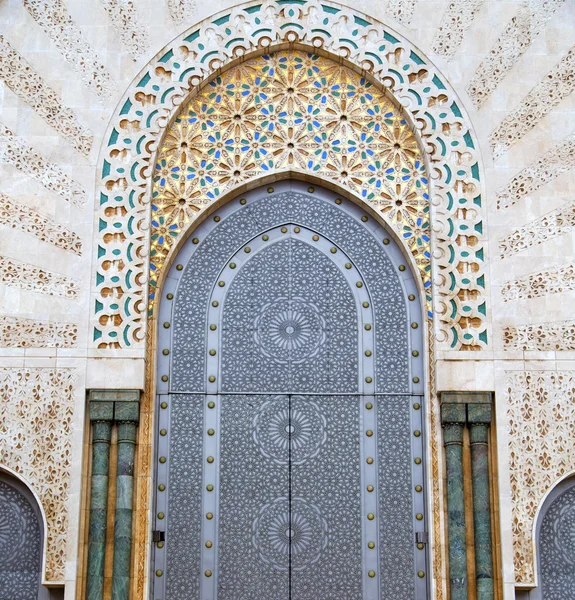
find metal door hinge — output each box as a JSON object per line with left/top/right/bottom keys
{"left": 415, "top": 531, "right": 428, "bottom": 544}
{"left": 152, "top": 530, "right": 165, "bottom": 543}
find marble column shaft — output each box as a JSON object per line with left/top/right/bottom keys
{"left": 468, "top": 404, "right": 494, "bottom": 600}
{"left": 112, "top": 417, "right": 138, "bottom": 600}
{"left": 86, "top": 402, "right": 113, "bottom": 600}
{"left": 441, "top": 403, "right": 468, "bottom": 600}
{"left": 86, "top": 390, "right": 140, "bottom": 600}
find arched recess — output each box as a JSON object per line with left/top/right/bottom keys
{"left": 153, "top": 181, "right": 428, "bottom": 599}
{"left": 93, "top": 0, "right": 488, "bottom": 354}
{"left": 0, "top": 467, "right": 50, "bottom": 599}
{"left": 92, "top": 4, "right": 490, "bottom": 598}
{"left": 523, "top": 474, "right": 575, "bottom": 599}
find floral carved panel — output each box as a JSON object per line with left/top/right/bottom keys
{"left": 506, "top": 370, "right": 575, "bottom": 585}
{"left": 0, "top": 368, "right": 76, "bottom": 582}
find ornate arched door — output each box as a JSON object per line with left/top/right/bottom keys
{"left": 0, "top": 473, "right": 47, "bottom": 600}
{"left": 530, "top": 477, "right": 575, "bottom": 599}
{"left": 153, "top": 181, "right": 427, "bottom": 599}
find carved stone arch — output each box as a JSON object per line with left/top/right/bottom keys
{"left": 0, "top": 466, "right": 51, "bottom": 599}
{"left": 93, "top": 0, "right": 488, "bottom": 354}
{"left": 525, "top": 473, "right": 575, "bottom": 599}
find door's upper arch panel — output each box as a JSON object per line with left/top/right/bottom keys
{"left": 219, "top": 233, "right": 360, "bottom": 394}
{"left": 161, "top": 181, "right": 423, "bottom": 395}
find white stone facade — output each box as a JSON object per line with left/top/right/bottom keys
{"left": 0, "top": 1, "right": 574, "bottom": 598}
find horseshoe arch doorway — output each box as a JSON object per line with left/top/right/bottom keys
{"left": 152, "top": 180, "right": 428, "bottom": 599}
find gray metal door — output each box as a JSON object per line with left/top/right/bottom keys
{"left": 153, "top": 181, "right": 427, "bottom": 599}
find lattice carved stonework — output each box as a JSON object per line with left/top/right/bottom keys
{"left": 501, "top": 262, "right": 575, "bottom": 301}
{"left": 0, "top": 368, "right": 75, "bottom": 582}
{"left": 0, "top": 193, "right": 82, "bottom": 255}
{"left": 467, "top": 0, "right": 565, "bottom": 109}
{"left": 432, "top": 0, "right": 485, "bottom": 59}
{"left": 0, "top": 124, "right": 86, "bottom": 206}
{"left": 167, "top": 0, "right": 197, "bottom": 24}
{"left": 94, "top": 0, "right": 488, "bottom": 352}
{"left": 23, "top": 0, "right": 115, "bottom": 100}
{"left": 504, "top": 320, "right": 575, "bottom": 351}
{"left": 497, "top": 132, "right": 575, "bottom": 211}
{"left": 0, "top": 255, "right": 80, "bottom": 299}
{"left": 506, "top": 370, "right": 575, "bottom": 585}
{"left": 0, "top": 37, "right": 92, "bottom": 155}
{"left": 499, "top": 200, "right": 575, "bottom": 258}
{"left": 386, "top": 0, "right": 418, "bottom": 26}
{"left": 490, "top": 46, "right": 575, "bottom": 160}
{"left": 0, "top": 316, "right": 77, "bottom": 348}
{"left": 99, "top": 0, "right": 148, "bottom": 59}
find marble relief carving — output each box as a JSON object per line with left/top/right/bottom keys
{"left": 499, "top": 201, "right": 575, "bottom": 259}
{"left": 432, "top": 0, "right": 485, "bottom": 59}
{"left": 167, "top": 0, "right": 198, "bottom": 24}
{"left": 0, "top": 193, "right": 82, "bottom": 255}
{"left": 0, "top": 368, "right": 76, "bottom": 582}
{"left": 0, "top": 124, "right": 87, "bottom": 206}
{"left": 501, "top": 263, "right": 575, "bottom": 301}
{"left": 490, "top": 46, "right": 575, "bottom": 159}
{"left": 0, "top": 316, "right": 78, "bottom": 348}
{"left": 504, "top": 320, "right": 575, "bottom": 351}
{"left": 0, "top": 37, "right": 93, "bottom": 155}
{"left": 497, "top": 132, "right": 575, "bottom": 211}
{"left": 467, "top": 0, "right": 565, "bottom": 109}
{"left": 99, "top": 0, "right": 148, "bottom": 59}
{"left": 506, "top": 370, "right": 575, "bottom": 584}
{"left": 0, "top": 256, "right": 80, "bottom": 299}
{"left": 386, "top": 0, "right": 418, "bottom": 26}
{"left": 23, "top": 0, "right": 115, "bottom": 100}
{"left": 503, "top": 321, "right": 575, "bottom": 351}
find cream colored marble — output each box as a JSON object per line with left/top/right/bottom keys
{"left": 0, "top": 0, "right": 574, "bottom": 598}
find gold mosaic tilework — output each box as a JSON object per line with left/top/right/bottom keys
{"left": 151, "top": 50, "right": 429, "bottom": 309}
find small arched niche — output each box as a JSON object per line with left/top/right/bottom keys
{"left": 0, "top": 470, "right": 57, "bottom": 600}
{"left": 518, "top": 475, "right": 575, "bottom": 600}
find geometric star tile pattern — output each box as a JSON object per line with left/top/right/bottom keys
{"left": 152, "top": 50, "right": 429, "bottom": 311}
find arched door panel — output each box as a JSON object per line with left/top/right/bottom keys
{"left": 219, "top": 234, "right": 359, "bottom": 393}
{"left": 528, "top": 477, "right": 575, "bottom": 599}
{"left": 154, "top": 181, "right": 427, "bottom": 600}
{"left": 0, "top": 476, "right": 45, "bottom": 600}
{"left": 166, "top": 185, "right": 418, "bottom": 396}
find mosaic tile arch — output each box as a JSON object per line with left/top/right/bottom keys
{"left": 94, "top": 0, "right": 488, "bottom": 352}
{"left": 150, "top": 50, "right": 431, "bottom": 308}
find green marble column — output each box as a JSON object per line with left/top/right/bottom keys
{"left": 468, "top": 403, "right": 494, "bottom": 600}
{"left": 112, "top": 398, "right": 140, "bottom": 600}
{"left": 441, "top": 403, "right": 468, "bottom": 600}
{"left": 86, "top": 401, "right": 113, "bottom": 600}
{"left": 86, "top": 389, "right": 140, "bottom": 600}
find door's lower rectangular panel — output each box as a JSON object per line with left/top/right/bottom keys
{"left": 377, "top": 395, "right": 419, "bottom": 599}
{"left": 164, "top": 394, "right": 203, "bottom": 599}
{"left": 217, "top": 394, "right": 290, "bottom": 600}
{"left": 289, "top": 395, "right": 363, "bottom": 600}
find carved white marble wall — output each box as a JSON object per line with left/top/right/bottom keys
{"left": 0, "top": 0, "right": 574, "bottom": 597}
